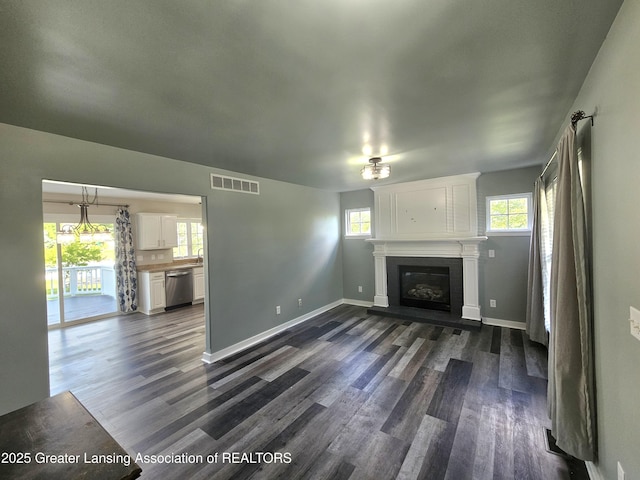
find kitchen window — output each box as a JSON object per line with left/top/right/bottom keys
{"left": 173, "top": 219, "right": 204, "bottom": 258}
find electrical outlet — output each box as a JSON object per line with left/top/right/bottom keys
{"left": 488, "top": 249, "right": 495, "bottom": 258}
{"left": 298, "top": 298, "right": 302, "bottom": 307}
{"left": 490, "top": 299, "right": 496, "bottom": 308}
{"left": 151, "top": 254, "right": 156, "bottom": 260}
{"left": 618, "top": 461, "right": 625, "bottom": 480}
{"left": 630, "top": 306, "right": 640, "bottom": 341}
{"left": 358, "top": 286, "right": 363, "bottom": 293}
{"left": 276, "top": 306, "right": 281, "bottom": 315}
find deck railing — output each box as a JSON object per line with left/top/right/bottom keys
{"left": 45, "top": 265, "right": 116, "bottom": 299}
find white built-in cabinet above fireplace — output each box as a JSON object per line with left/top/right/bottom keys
{"left": 371, "top": 173, "right": 480, "bottom": 240}
{"left": 367, "top": 173, "right": 487, "bottom": 321}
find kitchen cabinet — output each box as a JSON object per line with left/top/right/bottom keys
{"left": 193, "top": 267, "right": 205, "bottom": 303}
{"left": 138, "top": 271, "right": 166, "bottom": 314}
{"left": 136, "top": 213, "right": 178, "bottom": 250}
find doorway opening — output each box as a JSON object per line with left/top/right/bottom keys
{"left": 42, "top": 180, "right": 206, "bottom": 328}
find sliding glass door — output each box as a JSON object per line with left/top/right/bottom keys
{"left": 44, "top": 222, "right": 117, "bottom": 327}
{"left": 44, "top": 223, "right": 62, "bottom": 326}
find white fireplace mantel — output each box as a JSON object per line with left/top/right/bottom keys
{"left": 366, "top": 237, "right": 487, "bottom": 321}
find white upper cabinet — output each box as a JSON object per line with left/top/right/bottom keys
{"left": 371, "top": 173, "right": 480, "bottom": 240}
{"left": 136, "top": 213, "right": 178, "bottom": 250}
{"left": 160, "top": 215, "right": 178, "bottom": 248}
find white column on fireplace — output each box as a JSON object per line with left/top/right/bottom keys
{"left": 373, "top": 246, "right": 389, "bottom": 307}
{"left": 368, "top": 174, "right": 487, "bottom": 322}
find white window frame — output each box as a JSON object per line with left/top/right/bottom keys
{"left": 345, "top": 207, "right": 372, "bottom": 238}
{"left": 173, "top": 218, "right": 204, "bottom": 258}
{"left": 485, "top": 193, "right": 533, "bottom": 236}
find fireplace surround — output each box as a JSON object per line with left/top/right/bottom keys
{"left": 368, "top": 238, "right": 485, "bottom": 322}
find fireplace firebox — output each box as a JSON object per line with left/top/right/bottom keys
{"left": 384, "top": 256, "right": 464, "bottom": 317}
{"left": 399, "top": 265, "right": 451, "bottom": 311}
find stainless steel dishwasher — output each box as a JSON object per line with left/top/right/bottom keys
{"left": 165, "top": 268, "right": 193, "bottom": 309}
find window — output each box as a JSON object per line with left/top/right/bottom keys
{"left": 539, "top": 177, "right": 557, "bottom": 332}
{"left": 486, "top": 193, "right": 532, "bottom": 234}
{"left": 345, "top": 208, "right": 371, "bottom": 237}
{"left": 173, "top": 219, "right": 204, "bottom": 258}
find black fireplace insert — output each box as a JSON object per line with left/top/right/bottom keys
{"left": 399, "top": 265, "right": 451, "bottom": 311}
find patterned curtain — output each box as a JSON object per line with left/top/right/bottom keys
{"left": 115, "top": 207, "right": 137, "bottom": 313}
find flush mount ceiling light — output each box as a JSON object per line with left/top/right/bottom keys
{"left": 56, "top": 187, "right": 112, "bottom": 244}
{"left": 361, "top": 157, "right": 390, "bottom": 180}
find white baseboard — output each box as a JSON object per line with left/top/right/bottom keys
{"left": 201, "top": 351, "right": 217, "bottom": 364}
{"left": 482, "top": 317, "right": 526, "bottom": 330}
{"left": 201, "top": 299, "right": 343, "bottom": 364}
{"left": 585, "top": 461, "right": 603, "bottom": 480}
{"left": 342, "top": 298, "right": 374, "bottom": 307}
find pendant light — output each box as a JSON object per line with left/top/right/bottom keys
{"left": 56, "top": 187, "right": 112, "bottom": 243}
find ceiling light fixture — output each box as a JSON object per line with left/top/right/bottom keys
{"left": 56, "top": 187, "right": 112, "bottom": 244}
{"left": 361, "top": 157, "right": 390, "bottom": 180}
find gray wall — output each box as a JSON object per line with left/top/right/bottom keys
{"left": 0, "top": 123, "right": 343, "bottom": 415}
{"left": 208, "top": 180, "right": 343, "bottom": 351}
{"left": 550, "top": 1, "right": 640, "bottom": 478}
{"left": 477, "top": 166, "right": 540, "bottom": 324}
{"left": 340, "top": 189, "right": 375, "bottom": 303}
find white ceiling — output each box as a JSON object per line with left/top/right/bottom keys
{"left": 0, "top": 1, "right": 623, "bottom": 191}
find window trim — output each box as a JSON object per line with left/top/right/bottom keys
{"left": 345, "top": 207, "right": 372, "bottom": 238}
{"left": 485, "top": 193, "right": 533, "bottom": 236}
{"left": 173, "top": 218, "right": 204, "bottom": 258}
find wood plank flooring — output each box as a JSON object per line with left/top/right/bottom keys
{"left": 48, "top": 304, "right": 588, "bottom": 479}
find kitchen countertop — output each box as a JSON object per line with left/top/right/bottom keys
{"left": 137, "top": 260, "right": 204, "bottom": 273}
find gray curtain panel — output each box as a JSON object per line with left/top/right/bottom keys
{"left": 526, "top": 177, "right": 547, "bottom": 345}
{"left": 115, "top": 207, "right": 138, "bottom": 313}
{"left": 548, "top": 124, "right": 596, "bottom": 461}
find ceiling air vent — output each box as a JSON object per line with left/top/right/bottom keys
{"left": 210, "top": 174, "right": 259, "bottom": 195}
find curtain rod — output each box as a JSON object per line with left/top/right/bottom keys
{"left": 540, "top": 110, "right": 594, "bottom": 178}
{"left": 43, "top": 200, "right": 129, "bottom": 208}
{"left": 571, "top": 110, "right": 594, "bottom": 127}
{"left": 540, "top": 151, "right": 557, "bottom": 179}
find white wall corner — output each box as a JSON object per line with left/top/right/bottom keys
{"left": 201, "top": 352, "right": 216, "bottom": 364}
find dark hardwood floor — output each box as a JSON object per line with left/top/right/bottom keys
{"left": 48, "top": 304, "right": 588, "bottom": 479}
